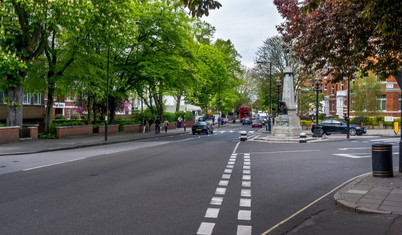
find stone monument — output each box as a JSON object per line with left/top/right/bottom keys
{"left": 271, "top": 67, "right": 302, "bottom": 137}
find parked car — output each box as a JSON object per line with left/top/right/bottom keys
{"left": 252, "top": 119, "right": 263, "bottom": 128}
{"left": 242, "top": 117, "right": 252, "bottom": 125}
{"left": 192, "top": 121, "right": 214, "bottom": 135}
{"left": 311, "top": 119, "right": 366, "bottom": 136}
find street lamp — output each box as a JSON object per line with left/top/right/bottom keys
{"left": 313, "top": 75, "right": 322, "bottom": 137}
{"left": 105, "top": 21, "right": 141, "bottom": 142}
{"left": 257, "top": 61, "right": 272, "bottom": 114}
{"left": 276, "top": 76, "right": 281, "bottom": 115}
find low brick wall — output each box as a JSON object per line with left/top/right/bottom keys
{"left": 98, "top": 125, "right": 119, "bottom": 134}
{"left": 0, "top": 126, "right": 20, "bottom": 144}
{"left": 56, "top": 125, "right": 93, "bottom": 139}
{"left": 123, "top": 124, "right": 142, "bottom": 133}
{"left": 28, "top": 127, "right": 38, "bottom": 140}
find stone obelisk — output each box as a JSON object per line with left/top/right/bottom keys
{"left": 271, "top": 67, "right": 302, "bottom": 137}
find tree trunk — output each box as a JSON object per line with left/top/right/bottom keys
{"left": 175, "top": 90, "right": 183, "bottom": 112}
{"left": 44, "top": 86, "right": 55, "bottom": 134}
{"left": 6, "top": 83, "right": 23, "bottom": 128}
{"left": 87, "top": 95, "right": 93, "bottom": 125}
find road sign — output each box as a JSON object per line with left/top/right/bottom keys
{"left": 394, "top": 121, "right": 399, "bottom": 135}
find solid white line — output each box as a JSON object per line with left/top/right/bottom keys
{"left": 238, "top": 210, "right": 251, "bottom": 220}
{"left": 197, "top": 222, "right": 215, "bottom": 235}
{"left": 239, "top": 149, "right": 320, "bottom": 155}
{"left": 23, "top": 158, "right": 85, "bottom": 171}
{"left": 233, "top": 142, "right": 241, "bottom": 154}
{"left": 237, "top": 225, "right": 252, "bottom": 235}
{"left": 205, "top": 208, "right": 220, "bottom": 218}
{"left": 333, "top": 153, "right": 371, "bottom": 159}
{"left": 261, "top": 172, "right": 372, "bottom": 235}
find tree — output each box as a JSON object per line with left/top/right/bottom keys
{"left": 0, "top": 1, "right": 91, "bottom": 127}
{"left": 275, "top": 0, "right": 400, "bottom": 83}
{"left": 350, "top": 71, "right": 382, "bottom": 116}
{"left": 182, "top": 0, "right": 222, "bottom": 17}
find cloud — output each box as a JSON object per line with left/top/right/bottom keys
{"left": 203, "top": 0, "right": 283, "bottom": 68}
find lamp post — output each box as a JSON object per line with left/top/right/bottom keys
{"left": 313, "top": 76, "right": 322, "bottom": 137}
{"left": 257, "top": 61, "right": 272, "bottom": 114}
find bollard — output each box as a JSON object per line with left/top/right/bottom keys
{"left": 299, "top": 132, "right": 307, "bottom": 143}
{"left": 240, "top": 131, "right": 247, "bottom": 141}
{"left": 372, "top": 144, "right": 393, "bottom": 178}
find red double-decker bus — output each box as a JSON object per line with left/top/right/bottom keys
{"left": 239, "top": 106, "right": 251, "bottom": 122}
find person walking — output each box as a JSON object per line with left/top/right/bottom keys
{"left": 267, "top": 116, "right": 272, "bottom": 132}
{"left": 141, "top": 117, "right": 146, "bottom": 133}
{"left": 155, "top": 117, "right": 161, "bottom": 134}
{"left": 148, "top": 117, "right": 153, "bottom": 133}
{"left": 177, "top": 116, "right": 183, "bottom": 128}
{"left": 163, "top": 118, "right": 169, "bottom": 133}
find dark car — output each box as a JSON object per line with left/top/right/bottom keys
{"left": 312, "top": 119, "right": 366, "bottom": 136}
{"left": 242, "top": 117, "right": 251, "bottom": 125}
{"left": 192, "top": 121, "right": 214, "bottom": 135}
{"left": 252, "top": 119, "right": 263, "bottom": 128}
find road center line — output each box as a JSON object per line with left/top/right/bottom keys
{"left": 23, "top": 158, "right": 86, "bottom": 171}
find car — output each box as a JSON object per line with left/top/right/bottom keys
{"left": 252, "top": 119, "right": 263, "bottom": 128}
{"left": 242, "top": 117, "right": 251, "bottom": 125}
{"left": 311, "top": 119, "right": 366, "bottom": 136}
{"left": 260, "top": 117, "right": 267, "bottom": 125}
{"left": 192, "top": 121, "right": 214, "bottom": 135}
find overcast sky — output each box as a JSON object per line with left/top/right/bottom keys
{"left": 202, "top": 0, "right": 283, "bottom": 68}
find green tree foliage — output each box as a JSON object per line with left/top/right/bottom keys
{"left": 351, "top": 71, "right": 382, "bottom": 117}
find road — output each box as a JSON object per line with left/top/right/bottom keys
{"left": 0, "top": 124, "right": 401, "bottom": 235}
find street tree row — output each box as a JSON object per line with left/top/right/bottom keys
{"left": 0, "top": 0, "right": 244, "bottom": 134}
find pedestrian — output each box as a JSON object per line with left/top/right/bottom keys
{"left": 267, "top": 116, "right": 272, "bottom": 132}
{"left": 177, "top": 116, "right": 182, "bottom": 128}
{"left": 148, "top": 117, "right": 153, "bottom": 132}
{"left": 141, "top": 117, "right": 146, "bottom": 133}
{"left": 155, "top": 117, "right": 161, "bottom": 134}
{"left": 163, "top": 118, "right": 169, "bottom": 133}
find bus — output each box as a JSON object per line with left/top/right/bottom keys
{"left": 239, "top": 106, "right": 251, "bottom": 122}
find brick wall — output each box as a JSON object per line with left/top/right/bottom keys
{"left": 56, "top": 125, "right": 93, "bottom": 139}
{"left": 0, "top": 126, "right": 20, "bottom": 144}
{"left": 28, "top": 127, "right": 38, "bottom": 141}
{"left": 98, "top": 125, "right": 119, "bottom": 134}
{"left": 123, "top": 125, "right": 142, "bottom": 133}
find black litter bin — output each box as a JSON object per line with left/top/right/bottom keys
{"left": 372, "top": 144, "right": 393, "bottom": 177}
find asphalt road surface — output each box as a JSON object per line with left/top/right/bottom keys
{"left": 0, "top": 124, "right": 401, "bottom": 235}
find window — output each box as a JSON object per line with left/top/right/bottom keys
{"left": 67, "top": 108, "right": 71, "bottom": 120}
{"left": 324, "top": 84, "right": 327, "bottom": 90}
{"left": 331, "top": 102, "right": 335, "bottom": 111}
{"left": 33, "top": 94, "right": 43, "bottom": 105}
{"left": 399, "top": 95, "right": 401, "bottom": 111}
{"left": 23, "top": 93, "right": 31, "bottom": 104}
{"left": 331, "top": 86, "right": 335, "bottom": 94}
{"left": 341, "top": 81, "right": 344, "bottom": 90}
{"left": 377, "top": 95, "right": 387, "bottom": 111}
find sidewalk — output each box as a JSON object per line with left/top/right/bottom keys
{"left": 335, "top": 170, "right": 402, "bottom": 215}
{"left": 0, "top": 127, "right": 191, "bottom": 156}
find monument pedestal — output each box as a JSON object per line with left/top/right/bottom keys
{"left": 272, "top": 109, "right": 302, "bottom": 138}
